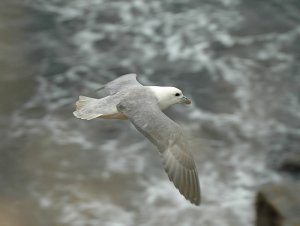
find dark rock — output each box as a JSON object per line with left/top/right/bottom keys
{"left": 256, "top": 182, "right": 300, "bottom": 226}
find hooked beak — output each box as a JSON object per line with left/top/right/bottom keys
{"left": 181, "top": 95, "right": 192, "bottom": 104}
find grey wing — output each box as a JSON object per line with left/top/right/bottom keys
{"left": 97, "top": 74, "right": 142, "bottom": 96}
{"left": 117, "top": 90, "right": 201, "bottom": 205}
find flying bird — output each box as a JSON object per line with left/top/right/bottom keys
{"left": 73, "top": 74, "right": 201, "bottom": 205}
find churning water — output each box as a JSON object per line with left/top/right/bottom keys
{"left": 1, "top": 0, "right": 300, "bottom": 225}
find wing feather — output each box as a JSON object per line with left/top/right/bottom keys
{"left": 97, "top": 74, "right": 142, "bottom": 96}
{"left": 117, "top": 88, "right": 201, "bottom": 205}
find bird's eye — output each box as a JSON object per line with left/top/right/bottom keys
{"left": 175, "top": 93, "right": 180, "bottom": 97}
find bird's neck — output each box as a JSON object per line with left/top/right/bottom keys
{"left": 148, "top": 86, "right": 174, "bottom": 110}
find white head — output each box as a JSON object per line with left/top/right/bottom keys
{"left": 149, "top": 86, "right": 191, "bottom": 110}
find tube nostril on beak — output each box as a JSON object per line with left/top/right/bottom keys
{"left": 181, "top": 96, "right": 191, "bottom": 104}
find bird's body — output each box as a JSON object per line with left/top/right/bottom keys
{"left": 74, "top": 85, "right": 188, "bottom": 120}
{"left": 73, "top": 74, "right": 201, "bottom": 205}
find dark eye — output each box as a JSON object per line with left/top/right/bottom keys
{"left": 175, "top": 93, "right": 180, "bottom": 96}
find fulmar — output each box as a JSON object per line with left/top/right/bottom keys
{"left": 73, "top": 74, "right": 201, "bottom": 205}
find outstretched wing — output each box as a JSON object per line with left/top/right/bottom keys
{"left": 97, "top": 74, "right": 142, "bottom": 96}
{"left": 117, "top": 88, "right": 201, "bottom": 205}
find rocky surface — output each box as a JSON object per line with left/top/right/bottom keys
{"left": 256, "top": 182, "right": 300, "bottom": 226}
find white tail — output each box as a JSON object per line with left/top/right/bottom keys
{"left": 73, "top": 96, "right": 102, "bottom": 120}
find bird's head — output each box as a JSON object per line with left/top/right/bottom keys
{"left": 149, "top": 86, "right": 191, "bottom": 110}
{"left": 167, "top": 87, "right": 191, "bottom": 105}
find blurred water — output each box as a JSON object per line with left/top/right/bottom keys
{"left": 1, "top": 0, "right": 300, "bottom": 225}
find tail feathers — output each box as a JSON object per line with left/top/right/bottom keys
{"left": 73, "top": 96, "right": 102, "bottom": 120}
{"left": 75, "top": 96, "right": 95, "bottom": 111}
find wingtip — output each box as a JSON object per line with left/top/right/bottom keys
{"left": 187, "top": 186, "right": 201, "bottom": 206}
{"left": 160, "top": 150, "right": 201, "bottom": 206}
{"left": 191, "top": 194, "right": 201, "bottom": 206}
